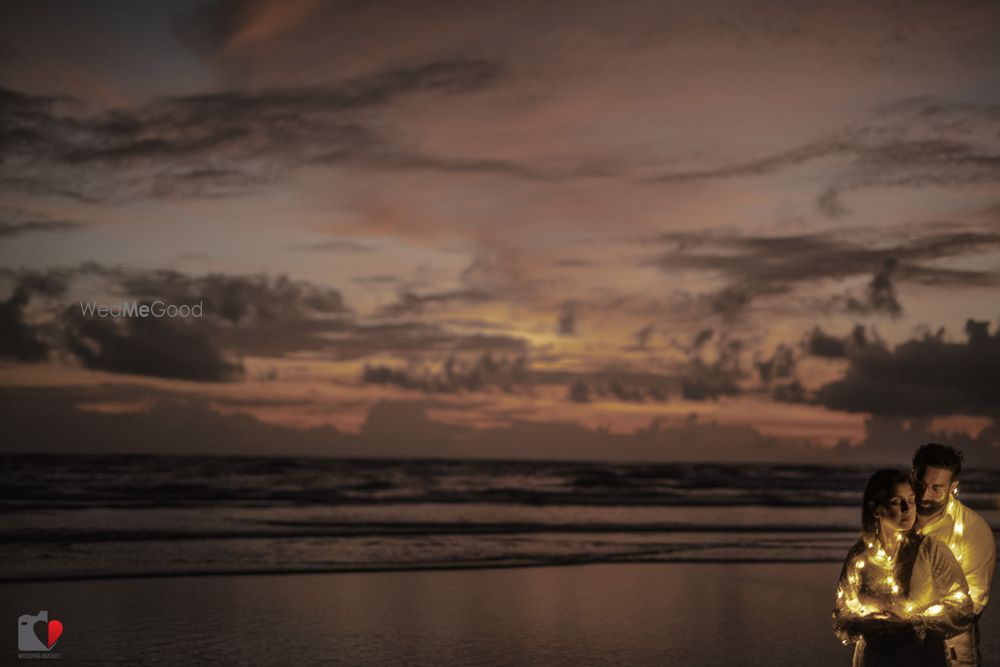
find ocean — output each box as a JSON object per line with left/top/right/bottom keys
{"left": 3, "top": 455, "right": 998, "bottom": 581}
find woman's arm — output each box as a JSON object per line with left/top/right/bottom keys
{"left": 832, "top": 547, "right": 880, "bottom": 644}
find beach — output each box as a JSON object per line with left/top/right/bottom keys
{"left": 4, "top": 563, "right": 999, "bottom": 666}
{"left": 4, "top": 457, "right": 998, "bottom": 665}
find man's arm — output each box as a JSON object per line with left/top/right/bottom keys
{"left": 961, "top": 513, "right": 997, "bottom": 614}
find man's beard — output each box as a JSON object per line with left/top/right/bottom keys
{"left": 917, "top": 498, "right": 947, "bottom": 516}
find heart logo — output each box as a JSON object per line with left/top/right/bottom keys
{"left": 33, "top": 618, "right": 63, "bottom": 649}
{"left": 48, "top": 620, "right": 64, "bottom": 648}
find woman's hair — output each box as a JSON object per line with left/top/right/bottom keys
{"left": 861, "top": 468, "right": 912, "bottom": 535}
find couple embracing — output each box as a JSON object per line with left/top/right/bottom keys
{"left": 833, "top": 444, "right": 996, "bottom": 666}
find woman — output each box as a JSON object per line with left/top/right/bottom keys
{"left": 833, "top": 469, "right": 974, "bottom": 666}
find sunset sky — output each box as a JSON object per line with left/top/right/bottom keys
{"left": 2, "top": 0, "right": 999, "bottom": 463}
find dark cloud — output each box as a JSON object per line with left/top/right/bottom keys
{"left": 0, "top": 385, "right": 834, "bottom": 463}
{"left": 862, "top": 258, "right": 902, "bottom": 317}
{"left": 816, "top": 319, "right": 1000, "bottom": 417}
{"left": 353, "top": 274, "right": 398, "bottom": 285}
{"left": 0, "top": 270, "right": 259, "bottom": 383}
{"left": 557, "top": 301, "right": 577, "bottom": 336}
{"left": 772, "top": 380, "right": 806, "bottom": 403}
{"left": 568, "top": 379, "right": 591, "bottom": 403}
{"left": 821, "top": 259, "right": 905, "bottom": 317}
{"left": 0, "top": 269, "right": 71, "bottom": 362}
{"left": 361, "top": 353, "right": 530, "bottom": 394}
{"left": 755, "top": 344, "right": 796, "bottom": 384}
{"left": 643, "top": 98, "right": 1000, "bottom": 217}
{"left": 118, "top": 270, "right": 349, "bottom": 324}
{"left": 377, "top": 288, "right": 492, "bottom": 318}
{"left": 565, "top": 373, "right": 671, "bottom": 404}
{"left": 286, "top": 240, "right": 376, "bottom": 253}
{"left": 63, "top": 308, "right": 244, "bottom": 382}
{"left": 0, "top": 385, "right": 352, "bottom": 458}
{"left": 12, "top": 264, "right": 530, "bottom": 363}
{"left": 0, "top": 207, "right": 84, "bottom": 237}
{"left": 803, "top": 325, "right": 872, "bottom": 361}
{"left": 679, "top": 334, "right": 744, "bottom": 401}
{"left": 628, "top": 324, "right": 654, "bottom": 351}
{"left": 649, "top": 227, "right": 1000, "bottom": 314}
{"left": 0, "top": 285, "right": 48, "bottom": 361}
{"left": 703, "top": 286, "right": 754, "bottom": 320}
{"left": 0, "top": 59, "right": 515, "bottom": 202}
{"left": 830, "top": 415, "right": 1000, "bottom": 466}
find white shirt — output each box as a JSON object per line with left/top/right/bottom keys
{"left": 919, "top": 496, "right": 996, "bottom": 615}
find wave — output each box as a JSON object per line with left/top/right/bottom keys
{"left": 3, "top": 521, "right": 863, "bottom": 544}
{"left": 3, "top": 557, "right": 851, "bottom": 584}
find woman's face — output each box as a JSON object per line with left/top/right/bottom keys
{"left": 875, "top": 482, "right": 916, "bottom": 533}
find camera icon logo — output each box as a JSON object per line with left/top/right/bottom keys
{"left": 18, "top": 611, "right": 63, "bottom": 652}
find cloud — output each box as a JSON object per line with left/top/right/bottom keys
{"left": 63, "top": 309, "right": 244, "bottom": 382}
{"left": 643, "top": 97, "right": 1000, "bottom": 217}
{"left": 376, "top": 288, "right": 492, "bottom": 318}
{"left": 0, "top": 285, "right": 48, "bottom": 361}
{"left": 820, "top": 259, "right": 904, "bottom": 317}
{"left": 755, "top": 344, "right": 796, "bottom": 384}
{"left": 0, "top": 269, "right": 71, "bottom": 362}
{"left": 803, "top": 325, "right": 865, "bottom": 359}
{"left": 286, "top": 240, "right": 376, "bottom": 253}
{"left": 565, "top": 374, "right": 671, "bottom": 404}
{"left": 815, "top": 319, "right": 1000, "bottom": 418}
{"left": 557, "top": 301, "right": 577, "bottom": 336}
{"left": 0, "top": 207, "right": 84, "bottom": 237}
{"left": 830, "top": 415, "right": 1000, "bottom": 466}
{"left": 361, "top": 353, "right": 530, "bottom": 394}
{"left": 7, "top": 264, "right": 534, "bottom": 364}
{"left": 678, "top": 333, "right": 744, "bottom": 400}
{"left": 0, "top": 59, "right": 511, "bottom": 202}
{"left": 649, "top": 227, "right": 1000, "bottom": 315}
{"left": 118, "top": 270, "right": 349, "bottom": 324}
{"left": 0, "top": 385, "right": 831, "bottom": 463}
{"left": 568, "top": 379, "right": 591, "bottom": 403}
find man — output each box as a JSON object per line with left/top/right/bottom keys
{"left": 912, "top": 443, "right": 996, "bottom": 667}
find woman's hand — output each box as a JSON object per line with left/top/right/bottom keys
{"left": 856, "top": 612, "right": 916, "bottom": 642}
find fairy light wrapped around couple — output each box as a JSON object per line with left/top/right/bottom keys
{"left": 832, "top": 444, "right": 996, "bottom": 667}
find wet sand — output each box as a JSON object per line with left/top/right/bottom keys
{"left": 4, "top": 563, "right": 998, "bottom": 666}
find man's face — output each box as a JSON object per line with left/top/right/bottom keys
{"left": 912, "top": 465, "right": 957, "bottom": 516}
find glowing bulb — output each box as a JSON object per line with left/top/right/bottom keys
{"left": 876, "top": 548, "right": 887, "bottom": 560}
{"left": 896, "top": 533, "right": 904, "bottom": 542}
{"left": 891, "top": 584, "right": 900, "bottom": 595}
{"left": 905, "top": 603, "right": 914, "bottom": 613}
{"left": 837, "top": 589, "right": 844, "bottom": 599}
{"left": 856, "top": 559, "right": 866, "bottom": 569}
{"left": 924, "top": 604, "right": 944, "bottom": 616}
{"left": 952, "top": 591, "right": 965, "bottom": 600}
{"left": 867, "top": 542, "right": 874, "bottom": 549}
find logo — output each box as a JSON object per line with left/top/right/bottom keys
{"left": 18, "top": 611, "right": 62, "bottom": 656}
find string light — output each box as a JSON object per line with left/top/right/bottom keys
{"left": 923, "top": 604, "right": 944, "bottom": 616}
